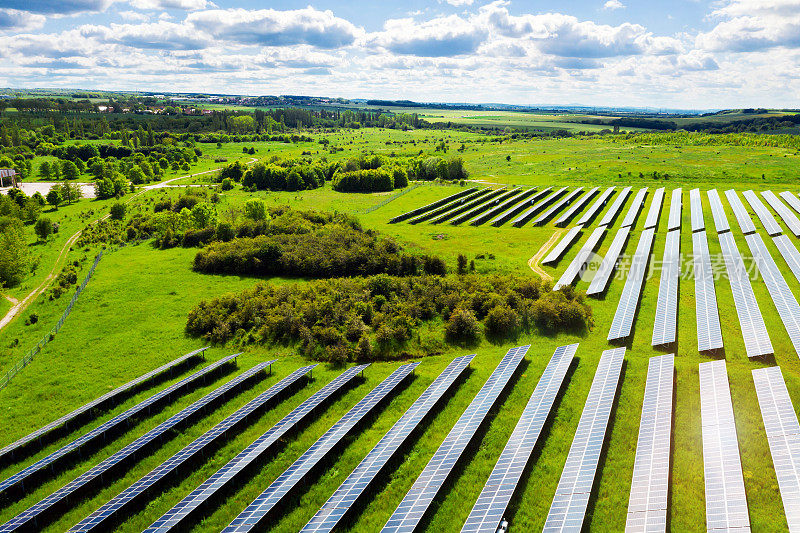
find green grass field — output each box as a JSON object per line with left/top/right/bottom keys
{"left": 2, "top": 129, "right": 800, "bottom": 531}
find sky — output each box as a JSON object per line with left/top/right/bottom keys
{"left": 0, "top": 0, "right": 798, "bottom": 109}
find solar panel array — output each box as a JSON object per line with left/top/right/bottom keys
{"left": 490, "top": 187, "right": 551, "bottom": 226}
{"left": 577, "top": 187, "right": 616, "bottom": 226}
{"left": 644, "top": 188, "right": 665, "bottom": 230}
{"left": 780, "top": 191, "right": 800, "bottom": 217}
{"left": 718, "top": 231, "right": 773, "bottom": 358}
{"left": 598, "top": 186, "right": 632, "bottom": 227}
{"left": 471, "top": 188, "right": 535, "bottom": 226}
{"left": 408, "top": 189, "right": 489, "bottom": 224}
{"left": 587, "top": 227, "right": 631, "bottom": 296}
{"left": 620, "top": 187, "right": 649, "bottom": 229}
{"left": 225, "top": 363, "right": 418, "bottom": 533}
{"left": 690, "top": 188, "right": 705, "bottom": 232}
{"left": 553, "top": 227, "right": 606, "bottom": 290}
{"left": 744, "top": 233, "right": 800, "bottom": 357}
{"left": 542, "top": 347, "right": 625, "bottom": 532}
{"left": 461, "top": 344, "right": 578, "bottom": 533}
{"left": 430, "top": 188, "right": 507, "bottom": 224}
{"left": 707, "top": 189, "right": 731, "bottom": 233}
{"left": 302, "top": 356, "right": 474, "bottom": 533}
{"left": 390, "top": 188, "right": 478, "bottom": 223}
{"left": 382, "top": 345, "right": 530, "bottom": 533}
{"left": 762, "top": 191, "right": 800, "bottom": 237}
{"left": 667, "top": 188, "right": 682, "bottom": 231}
{"left": 534, "top": 187, "right": 585, "bottom": 225}
{"left": 0, "top": 353, "right": 240, "bottom": 500}
{"left": 542, "top": 226, "right": 584, "bottom": 265}
{"left": 752, "top": 366, "right": 800, "bottom": 532}
{"left": 743, "top": 190, "right": 783, "bottom": 236}
{"left": 69, "top": 364, "right": 315, "bottom": 533}
{"left": 773, "top": 234, "right": 800, "bottom": 285}
{"left": 652, "top": 230, "right": 680, "bottom": 346}
{"left": 626, "top": 354, "right": 674, "bottom": 533}
{"left": 725, "top": 189, "right": 757, "bottom": 235}
{"left": 693, "top": 231, "right": 724, "bottom": 352}
{"left": 0, "top": 360, "right": 269, "bottom": 532}
{"left": 555, "top": 187, "right": 599, "bottom": 226}
{"left": 451, "top": 188, "right": 521, "bottom": 225}
{"left": 145, "top": 364, "right": 369, "bottom": 533}
{"left": 511, "top": 187, "right": 568, "bottom": 227}
{"left": 608, "top": 227, "right": 656, "bottom": 342}
{"left": 0, "top": 347, "right": 206, "bottom": 465}
{"left": 699, "top": 360, "right": 750, "bottom": 532}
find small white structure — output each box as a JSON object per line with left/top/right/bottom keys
{"left": 0, "top": 168, "right": 17, "bottom": 188}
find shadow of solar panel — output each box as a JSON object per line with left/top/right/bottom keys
{"left": 598, "top": 186, "right": 632, "bottom": 227}
{"left": 608, "top": 228, "right": 656, "bottom": 342}
{"left": 620, "top": 188, "right": 649, "bottom": 229}
{"left": 224, "top": 363, "right": 418, "bottom": 533}
{"left": 707, "top": 189, "right": 730, "bottom": 234}
{"left": 699, "top": 360, "right": 750, "bottom": 532}
{"left": 718, "top": 231, "right": 773, "bottom": 358}
{"left": 381, "top": 346, "right": 530, "bottom": 533}
{"left": 555, "top": 187, "right": 600, "bottom": 227}
{"left": 762, "top": 191, "right": 800, "bottom": 237}
{"left": 390, "top": 188, "right": 479, "bottom": 223}
{"left": 690, "top": 189, "right": 705, "bottom": 233}
{"left": 69, "top": 364, "right": 315, "bottom": 533}
{"left": 625, "top": 354, "right": 673, "bottom": 533}
{"left": 554, "top": 227, "right": 606, "bottom": 290}
{"left": 302, "top": 355, "right": 474, "bottom": 533}
{"left": 725, "top": 190, "right": 757, "bottom": 235}
{"left": 693, "top": 231, "right": 723, "bottom": 352}
{"left": 752, "top": 366, "right": 800, "bottom": 533}
{"left": 542, "top": 226, "right": 584, "bottom": 265}
{"left": 511, "top": 188, "right": 568, "bottom": 226}
{"left": 461, "top": 344, "right": 577, "bottom": 533}
{"left": 577, "top": 187, "right": 616, "bottom": 226}
{"left": 743, "top": 190, "right": 783, "bottom": 236}
{"left": 0, "top": 359, "right": 269, "bottom": 533}
{"left": 452, "top": 188, "right": 521, "bottom": 225}
{"left": 430, "top": 188, "right": 507, "bottom": 224}
{"left": 408, "top": 189, "right": 489, "bottom": 224}
{"left": 0, "top": 347, "right": 207, "bottom": 466}
{"left": 542, "top": 347, "right": 625, "bottom": 533}
{"left": 145, "top": 364, "right": 369, "bottom": 533}
{"left": 0, "top": 353, "right": 240, "bottom": 502}
{"left": 652, "top": 230, "right": 680, "bottom": 346}
{"left": 587, "top": 226, "right": 631, "bottom": 296}
{"left": 644, "top": 188, "right": 665, "bottom": 230}
{"left": 667, "top": 189, "right": 682, "bottom": 232}
{"left": 534, "top": 188, "right": 585, "bottom": 225}
{"left": 471, "top": 188, "right": 535, "bottom": 226}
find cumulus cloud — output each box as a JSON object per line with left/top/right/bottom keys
{"left": 119, "top": 10, "right": 148, "bottom": 21}
{"left": 442, "top": 0, "right": 474, "bottom": 5}
{"left": 603, "top": 0, "right": 626, "bottom": 10}
{"left": 697, "top": 0, "right": 800, "bottom": 52}
{"left": 187, "top": 7, "right": 361, "bottom": 48}
{"left": 0, "top": 9, "right": 46, "bottom": 31}
{"left": 130, "top": 0, "right": 214, "bottom": 11}
{"left": 81, "top": 21, "right": 208, "bottom": 50}
{"left": 1, "top": 0, "right": 116, "bottom": 15}
{"left": 369, "top": 15, "right": 487, "bottom": 56}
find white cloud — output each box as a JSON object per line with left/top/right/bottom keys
{"left": 368, "top": 15, "right": 487, "bottom": 56}
{"left": 603, "top": 0, "right": 626, "bottom": 10}
{"left": 697, "top": 0, "right": 800, "bottom": 52}
{"left": 0, "top": 9, "right": 46, "bottom": 31}
{"left": 81, "top": 21, "right": 209, "bottom": 50}
{"left": 119, "top": 10, "right": 148, "bottom": 21}
{"left": 442, "top": 0, "right": 474, "bottom": 6}
{"left": 130, "top": 0, "right": 213, "bottom": 11}
{"left": 1, "top": 0, "right": 117, "bottom": 15}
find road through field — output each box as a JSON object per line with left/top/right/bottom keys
{"left": 528, "top": 229, "right": 564, "bottom": 281}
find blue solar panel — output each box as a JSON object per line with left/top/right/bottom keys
{"left": 553, "top": 227, "right": 606, "bottom": 290}
{"left": 224, "top": 363, "right": 418, "bottom": 533}
{"left": 762, "top": 191, "right": 800, "bottom": 237}
{"left": 652, "top": 229, "right": 680, "bottom": 346}
{"left": 491, "top": 188, "right": 551, "bottom": 226}
{"left": 68, "top": 364, "right": 314, "bottom": 532}
{"left": 608, "top": 228, "right": 656, "bottom": 342}
{"left": 542, "top": 226, "right": 584, "bottom": 266}
{"left": 471, "top": 188, "right": 536, "bottom": 226}
{"left": 382, "top": 346, "right": 530, "bottom": 533}
{"left": 620, "top": 188, "right": 649, "bottom": 229}
{"left": 0, "top": 348, "right": 207, "bottom": 466}
{"left": 461, "top": 344, "right": 577, "bottom": 533}
{"left": 690, "top": 188, "right": 705, "bottom": 233}
{"left": 302, "top": 356, "right": 474, "bottom": 533}
{"left": 773, "top": 234, "right": 800, "bottom": 285}
{"left": 0, "top": 353, "right": 240, "bottom": 501}
{"left": 452, "top": 189, "right": 522, "bottom": 225}
{"left": 743, "top": 190, "right": 783, "bottom": 236}
{"left": 707, "top": 189, "right": 730, "bottom": 233}
{"left": 598, "top": 186, "right": 632, "bottom": 227}
{"left": 511, "top": 188, "right": 568, "bottom": 226}
{"left": 667, "top": 189, "right": 682, "bottom": 231}
{"left": 533, "top": 188, "right": 585, "bottom": 225}
{"left": 555, "top": 187, "right": 600, "bottom": 226}
{"left": 408, "top": 189, "right": 490, "bottom": 224}
{"left": 725, "top": 189, "right": 757, "bottom": 235}
{"left": 391, "top": 188, "right": 479, "bottom": 223}
{"left": 586, "top": 226, "right": 631, "bottom": 296}
{"left": 144, "top": 364, "right": 368, "bottom": 533}
{"left": 643, "top": 188, "right": 665, "bottom": 230}
{"left": 693, "top": 231, "right": 723, "bottom": 352}
{"left": 0, "top": 360, "right": 270, "bottom": 532}
{"left": 430, "top": 188, "right": 508, "bottom": 224}
{"left": 577, "top": 187, "right": 616, "bottom": 226}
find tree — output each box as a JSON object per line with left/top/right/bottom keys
{"left": 34, "top": 217, "right": 53, "bottom": 241}
{"left": 191, "top": 202, "right": 216, "bottom": 228}
{"left": 60, "top": 181, "right": 83, "bottom": 205}
{"left": 61, "top": 160, "right": 79, "bottom": 181}
{"left": 46, "top": 186, "right": 62, "bottom": 208}
{"left": 127, "top": 165, "right": 147, "bottom": 185}
{"left": 109, "top": 202, "right": 126, "bottom": 220}
{"left": 457, "top": 254, "right": 467, "bottom": 274}
{"left": 39, "top": 161, "right": 52, "bottom": 179}
{"left": 0, "top": 218, "right": 29, "bottom": 287}
{"left": 444, "top": 307, "right": 480, "bottom": 344}
{"left": 243, "top": 198, "right": 267, "bottom": 221}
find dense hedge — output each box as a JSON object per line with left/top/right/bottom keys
{"left": 332, "top": 168, "right": 394, "bottom": 192}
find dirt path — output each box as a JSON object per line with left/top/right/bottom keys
{"left": 528, "top": 229, "right": 565, "bottom": 281}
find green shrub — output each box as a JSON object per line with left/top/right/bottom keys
{"left": 445, "top": 307, "right": 480, "bottom": 344}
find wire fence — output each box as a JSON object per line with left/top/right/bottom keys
{"left": 364, "top": 183, "right": 420, "bottom": 214}
{"left": 0, "top": 252, "right": 103, "bottom": 391}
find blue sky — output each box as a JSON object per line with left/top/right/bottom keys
{"left": 0, "top": 0, "right": 798, "bottom": 108}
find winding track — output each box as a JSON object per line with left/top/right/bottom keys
{"left": 528, "top": 229, "right": 564, "bottom": 282}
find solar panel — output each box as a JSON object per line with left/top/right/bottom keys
{"left": 461, "top": 344, "right": 577, "bottom": 533}
{"left": 390, "top": 187, "right": 479, "bottom": 223}
{"left": 451, "top": 188, "right": 522, "bottom": 225}
{"left": 145, "top": 364, "right": 369, "bottom": 533}
{"left": 718, "top": 231, "right": 773, "bottom": 358}
{"left": 625, "top": 354, "right": 674, "bottom": 533}
{"left": 408, "top": 189, "right": 490, "bottom": 224}
{"left": 762, "top": 191, "right": 800, "bottom": 237}
{"left": 643, "top": 188, "right": 665, "bottom": 230}
{"left": 779, "top": 191, "right": 800, "bottom": 217}
{"left": 381, "top": 345, "right": 530, "bottom": 533}
{"left": 773, "top": 234, "right": 800, "bottom": 285}
{"left": 707, "top": 189, "right": 730, "bottom": 233}
{"left": 555, "top": 187, "right": 600, "bottom": 227}
{"left": 542, "top": 226, "right": 584, "bottom": 266}
{"left": 553, "top": 227, "right": 607, "bottom": 290}
{"left": 620, "top": 188, "right": 649, "bottom": 229}
{"left": 302, "top": 355, "right": 474, "bottom": 533}
{"left": 752, "top": 366, "right": 800, "bottom": 532}
{"left": 471, "top": 188, "right": 536, "bottom": 226}
{"left": 533, "top": 187, "right": 585, "bottom": 226}
{"left": 224, "top": 363, "right": 419, "bottom": 533}
{"left": 542, "top": 347, "right": 625, "bottom": 532}
{"left": 0, "top": 360, "right": 271, "bottom": 532}
{"left": 690, "top": 188, "right": 705, "bottom": 232}
{"left": 586, "top": 226, "right": 631, "bottom": 296}
{"left": 430, "top": 187, "right": 508, "bottom": 224}
{"left": 577, "top": 187, "right": 616, "bottom": 226}
{"left": 0, "top": 353, "right": 240, "bottom": 501}
{"left": 744, "top": 233, "right": 800, "bottom": 357}
{"left": 69, "top": 364, "right": 315, "bottom": 533}
{"left": 743, "top": 190, "right": 783, "bottom": 236}
{"left": 0, "top": 347, "right": 207, "bottom": 466}
{"left": 725, "top": 189, "right": 757, "bottom": 235}
{"left": 652, "top": 230, "right": 680, "bottom": 346}
{"left": 490, "top": 187, "right": 552, "bottom": 227}
{"left": 608, "top": 227, "right": 656, "bottom": 342}
{"left": 511, "top": 187, "right": 568, "bottom": 227}
{"left": 667, "top": 188, "right": 682, "bottom": 231}
{"left": 693, "top": 231, "right": 723, "bottom": 352}
{"left": 699, "top": 360, "right": 750, "bottom": 532}
{"left": 598, "top": 186, "right": 632, "bottom": 227}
